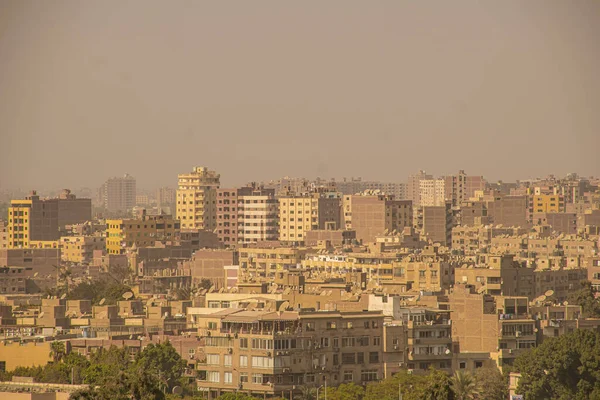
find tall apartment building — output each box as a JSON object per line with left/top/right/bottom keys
{"left": 7, "top": 190, "right": 92, "bottom": 248}
{"left": 237, "top": 186, "right": 278, "bottom": 244}
{"left": 100, "top": 174, "right": 136, "bottom": 214}
{"left": 279, "top": 193, "right": 342, "bottom": 244}
{"left": 422, "top": 203, "right": 453, "bottom": 246}
{"left": 343, "top": 195, "right": 412, "bottom": 244}
{"left": 443, "top": 170, "right": 486, "bottom": 209}
{"left": 407, "top": 170, "right": 433, "bottom": 206}
{"left": 419, "top": 179, "right": 446, "bottom": 207}
{"left": 216, "top": 185, "right": 279, "bottom": 246}
{"left": 177, "top": 167, "right": 220, "bottom": 231}
{"left": 105, "top": 214, "right": 180, "bottom": 255}
{"left": 56, "top": 189, "right": 92, "bottom": 227}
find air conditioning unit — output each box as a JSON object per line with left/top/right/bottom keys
{"left": 228, "top": 348, "right": 233, "bottom": 354}
{"left": 515, "top": 331, "right": 521, "bottom": 337}
{"left": 266, "top": 351, "right": 272, "bottom": 357}
{"left": 393, "top": 345, "right": 399, "bottom": 350}
{"left": 398, "top": 362, "right": 404, "bottom": 367}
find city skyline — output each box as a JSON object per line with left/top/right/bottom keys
{"left": 1, "top": 0, "right": 599, "bottom": 190}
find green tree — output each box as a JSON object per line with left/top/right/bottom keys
{"left": 50, "top": 341, "right": 66, "bottom": 363}
{"left": 364, "top": 370, "right": 427, "bottom": 400}
{"left": 325, "top": 382, "right": 365, "bottom": 400}
{"left": 451, "top": 371, "right": 477, "bottom": 400}
{"left": 568, "top": 280, "right": 600, "bottom": 317}
{"left": 133, "top": 341, "right": 187, "bottom": 393}
{"left": 514, "top": 329, "right": 600, "bottom": 400}
{"left": 474, "top": 366, "right": 508, "bottom": 400}
{"left": 423, "top": 369, "right": 452, "bottom": 400}
{"left": 295, "top": 385, "right": 317, "bottom": 400}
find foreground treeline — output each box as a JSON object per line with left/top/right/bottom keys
{"left": 3, "top": 329, "right": 600, "bottom": 399}
{"left": 0, "top": 341, "right": 192, "bottom": 400}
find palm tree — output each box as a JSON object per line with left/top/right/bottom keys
{"left": 295, "top": 385, "right": 317, "bottom": 400}
{"left": 49, "top": 341, "right": 66, "bottom": 363}
{"left": 451, "top": 370, "right": 478, "bottom": 400}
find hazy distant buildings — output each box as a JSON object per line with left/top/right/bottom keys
{"left": 100, "top": 174, "right": 136, "bottom": 214}
{"left": 176, "top": 166, "right": 220, "bottom": 231}
{"left": 443, "top": 170, "right": 486, "bottom": 209}
{"left": 407, "top": 170, "right": 433, "bottom": 206}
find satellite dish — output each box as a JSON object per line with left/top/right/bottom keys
{"left": 33, "top": 272, "right": 39, "bottom": 278}
{"left": 545, "top": 290, "right": 554, "bottom": 297}
{"left": 122, "top": 292, "right": 134, "bottom": 300}
{"left": 99, "top": 298, "right": 106, "bottom": 306}
{"left": 563, "top": 301, "right": 569, "bottom": 306}
{"left": 445, "top": 349, "right": 451, "bottom": 354}
{"left": 60, "top": 293, "right": 67, "bottom": 300}
{"left": 208, "top": 285, "right": 216, "bottom": 293}
{"left": 172, "top": 386, "right": 183, "bottom": 395}
{"left": 38, "top": 312, "right": 45, "bottom": 318}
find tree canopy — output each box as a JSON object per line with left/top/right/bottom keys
{"left": 514, "top": 329, "right": 600, "bottom": 400}
{"left": 568, "top": 280, "right": 600, "bottom": 318}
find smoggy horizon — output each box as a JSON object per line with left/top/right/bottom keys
{"left": 1, "top": 1, "right": 599, "bottom": 191}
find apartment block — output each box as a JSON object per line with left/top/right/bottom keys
{"left": 279, "top": 193, "right": 341, "bottom": 244}
{"left": 7, "top": 191, "right": 59, "bottom": 248}
{"left": 407, "top": 170, "right": 433, "bottom": 207}
{"left": 343, "top": 195, "right": 412, "bottom": 244}
{"left": 60, "top": 236, "right": 106, "bottom": 264}
{"left": 177, "top": 167, "right": 220, "bottom": 231}
{"left": 443, "top": 170, "right": 486, "bottom": 209}
{"left": 105, "top": 214, "right": 180, "bottom": 255}
{"left": 239, "top": 247, "right": 307, "bottom": 281}
{"left": 530, "top": 194, "right": 565, "bottom": 214}
{"left": 100, "top": 174, "right": 136, "bottom": 214}
{"left": 419, "top": 179, "right": 446, "bottom": 207}
{"left": 237, "top": 186, "right": 278, "bottom": 244}
{"left": 422, "top": 203, "right": 453, "bottom": 246}
{"left": 533, "top": 213, "right": 577, "bottom": 235}
{"left": 194, "top": 309, "right": 384, "bottom": 399}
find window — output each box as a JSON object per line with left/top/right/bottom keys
{"left": 343, "top": 371, "right": 353, "bottom": 381}
{"left": 333, "top": 337, "right": 339, "bottom": 348}
{"left": 342, "top": 337, "right": 355, "bottom": 347}
{"left": 305, "top": 322, "right": 315, "bottom": 331}
{"left": 369, "top": 352, "right": 379, "bottom": 363}
{"left": 327, "top": 321, "right": 337, "bottom": 330}
{"left": 475, "top": 361, "right": 483, "bottom": 368}
{"left": 240, "top": 355, "right": 248, "bottom": 367}
{"left": 373, "top": 337, "right": 381, "bottom": 346}
{"left": 357, "top": 352, "right": 364, "bottom": 364}
{"left": 306, "top": 374, "right": 316, "bottom": 383}
{"left": 252, "top": 373, "right": 264, "bottom": 384}
{"left": 345, "top": 321, "right": 353, "bottom": 329}
{"left": 252, "top": 356, "right": 274, "bottom": 368}
{"left": 207, "top": 371, "right": 220, "bottom": 383}
{"left": 459, "top": 362, "right": 466, "bottom": 369}
{"left": 361, "top": 370, "right": 378, "bottom": 382}
{"left": 240, "top": 338, "right": 248, "bottom": 349}
{"left": 240, "top": 373, "right": 249, "bottom": 383}
{"left": 224, "top": 372, "right": 233, "bottom": 384}
{"left": 342, "top": 353, "right": 356, "bottom": 364}
{"left": 206, "top": 354, "right": 220, "bottom": 365}
{"left": 321, "top": 337, "right": 330, "bottom": 347}
{"left": 224, "top": 354, "right": 232, "bottom": 366}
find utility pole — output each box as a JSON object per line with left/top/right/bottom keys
{"left": 399, "top": 383, "right": 402, "bottom": 400}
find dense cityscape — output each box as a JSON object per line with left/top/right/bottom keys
{"left": 0, "top": 168, "right": 599, "bottom": 400}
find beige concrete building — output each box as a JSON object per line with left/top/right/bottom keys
{"left": 239, "top": 247, "right": 307, "bottom": 281}
{"left": 343, "top": 195, "right": 412, "bottom": 244}
{"left": 407, "top": 170, "right": 433, "bottom": 207}
{"left": 106, "top": 214, "right": 180, "bottom": 255}
{"left": 422, "top": 203, "right": 453, "bottom": 246}
{"left": 194, "top": 309, "right": 384, "bottom": 399}
{"left": 419, "top": 179, "right": 446, "bottom": 207}
{"left": 60, "top": 235, "right": 105, "bottom": 264}
{"left": 279, "top": 193, "right": 341, "bottom": 244}
{"left": 443, "top": 170, "right": 486, "bottom": 209}
{"left": 177, "top": 167, "right": 220, "bottom": 231}
{"left": 237, "top": 186, "right": 278, "bottom": 244}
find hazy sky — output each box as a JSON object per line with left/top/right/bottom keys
{"left": 1, "top": 1, "right": 599, "bottom": 190}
